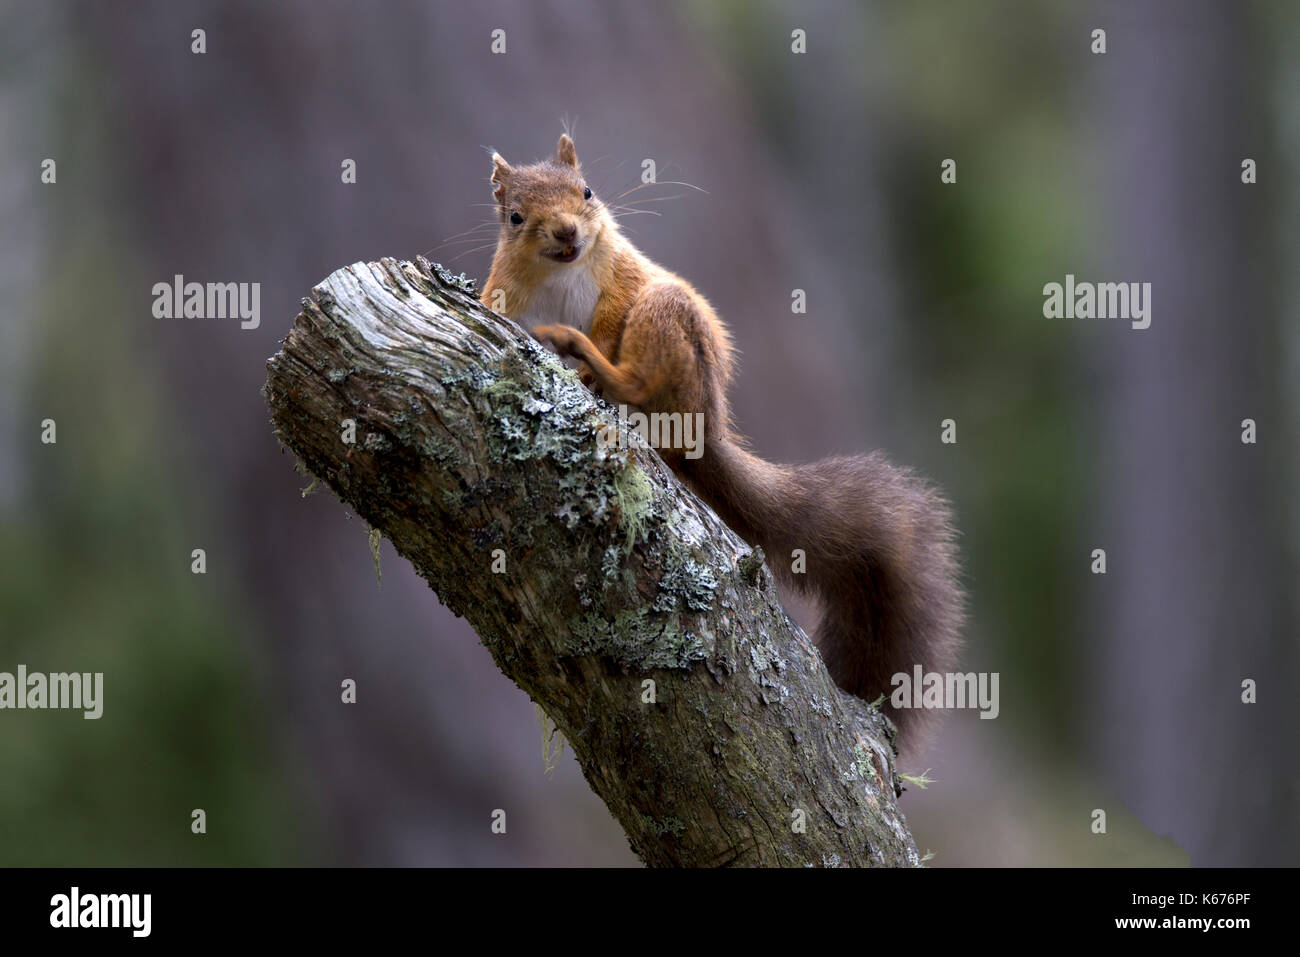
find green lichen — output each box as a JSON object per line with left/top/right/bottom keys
{"left": 613, "top": 464, "right": 655, "bottom": 556}
{"left": 641, "top": 815, "right": 687, "bottom": 838}
{"left": 428, "top": 260, "right": 477, "bottom": 295}
{"left": 437, "top": 365, "right": 489, "bottom": 392}
{"left": 850, "top": 745, "right": 878, "bottom": 782}
{"left": 495, "top": 413, "right": 530, "bottom": 450}
{"left": 419, "top": 434, "right": 461, "bottom": 465}
{"left": 326, "top": 366, "right": 360, "bottom": 383}
{"left": 459, "top": 352, "right": 637, "bottom": 553}
{"left": 572, "top": 572, "right": 594, "bottom": 609}
{"left": 600, "top": 545, "right": 622, "bottom": 581}
{"left": 535, "top": 703, "right": 567, "bottom": 775}
{"left": 362, "top": 431, "right": 392, "bottom": 453}
{"left": 481, "top": 367, "right": 601, "bottom": 471}
{"left": 555, "top": 466, "right": 621, "bottom": 529}
{"left": 737, "top": 546, "right": 767, "bottom": 585}
{"left": 899, "top": 769, "right": 936, "bottom": 790}
{"left": 652, "top": 547, "right": 718, "bottom": 613}
{"left": 368, "top": 527, "right": 382, "bottom": 587}
{"left": 561, "top": 607, "right": 706, "bottom": 670}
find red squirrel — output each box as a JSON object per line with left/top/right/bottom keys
{"left": 481, "top": 133, "right": 964, "bottom": 745}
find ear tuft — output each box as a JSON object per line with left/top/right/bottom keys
{"left": 490, "top": 152, "right": 512, "bottom": 201}
{"left": 556, "top": 134, "right": 579, "bottom": 168}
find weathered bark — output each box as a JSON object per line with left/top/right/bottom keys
{"left": 264, "top": 257, "right": 920, "bottom": 867}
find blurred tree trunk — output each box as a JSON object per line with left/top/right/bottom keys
{"left": 1086, "top": 0, "right": 1299, "bottom": 864}
{"left": 264, "top": 257, "right": 920, "bottom": 868}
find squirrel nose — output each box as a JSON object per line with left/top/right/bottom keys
{"left": 552, "top": 223, "right": 578, "bottom": 246}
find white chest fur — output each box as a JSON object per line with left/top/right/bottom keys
{"left": 519, "top": 264, "right": 600, "bottom": 331}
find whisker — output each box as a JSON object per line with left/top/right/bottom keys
{"left": 420, "top": 226, "right": 502, "bottom": 257}
{"left": 434, "top": 224, "right": 499, "bottom": 243}
{"left": 424, "top": 238, "right": 505, "bottom": 255}
{"left": 436, "top": 225, "right": 501, "bottom": 239}
{"left": 446, "top": 242, "right": 501, "bottom": 263}
{"left": 611, "top": 194, "right": 688, "bottom": 207}
{"left": 613, "top": 179, "right": 707, "bottom": 201}
{"left": 591, "top": 160, "right": 630, "bottom": 199}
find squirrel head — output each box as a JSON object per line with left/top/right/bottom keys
{"left": 489, "top": 134, "right": 610, "bottom": 267}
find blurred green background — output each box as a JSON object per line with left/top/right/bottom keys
{"left": 0, "top": 0, "right": 1296, "bottom": 866}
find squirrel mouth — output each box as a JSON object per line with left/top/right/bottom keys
{"left": 544, "top": 242, "right": 583, "bottom": 264}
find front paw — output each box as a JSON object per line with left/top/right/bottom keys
{"left": 533, "top": 324, "right": 578, "bottom": 356}
{"left": 576, "top": 360, "right": 602, "bottom": 395}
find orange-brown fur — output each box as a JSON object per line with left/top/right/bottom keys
{"left": 481, "top": 134, "right": 964, "bottom": 747}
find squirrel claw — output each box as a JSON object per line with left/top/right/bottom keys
{"left": 577, "top": 363, "right": 602, "bottom": 395}
{"left": 534, "top": 324, "right": 576, "bottom": 357}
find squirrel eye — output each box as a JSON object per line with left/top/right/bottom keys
{"left": 509, "top": 211, "right": 524, "bottom": 225}
{"left": 583, "top": 186, "right": 592, "bottom": 200}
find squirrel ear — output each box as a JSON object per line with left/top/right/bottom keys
{"left": 556, "top": 134, "right": 579, "bottom": 168}
{"left": 490, "top": 152, "right": 512, "bottom": 201}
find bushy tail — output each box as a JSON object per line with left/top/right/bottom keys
{"left": 682, "top": 437, "right": 964, "bottom": 744}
